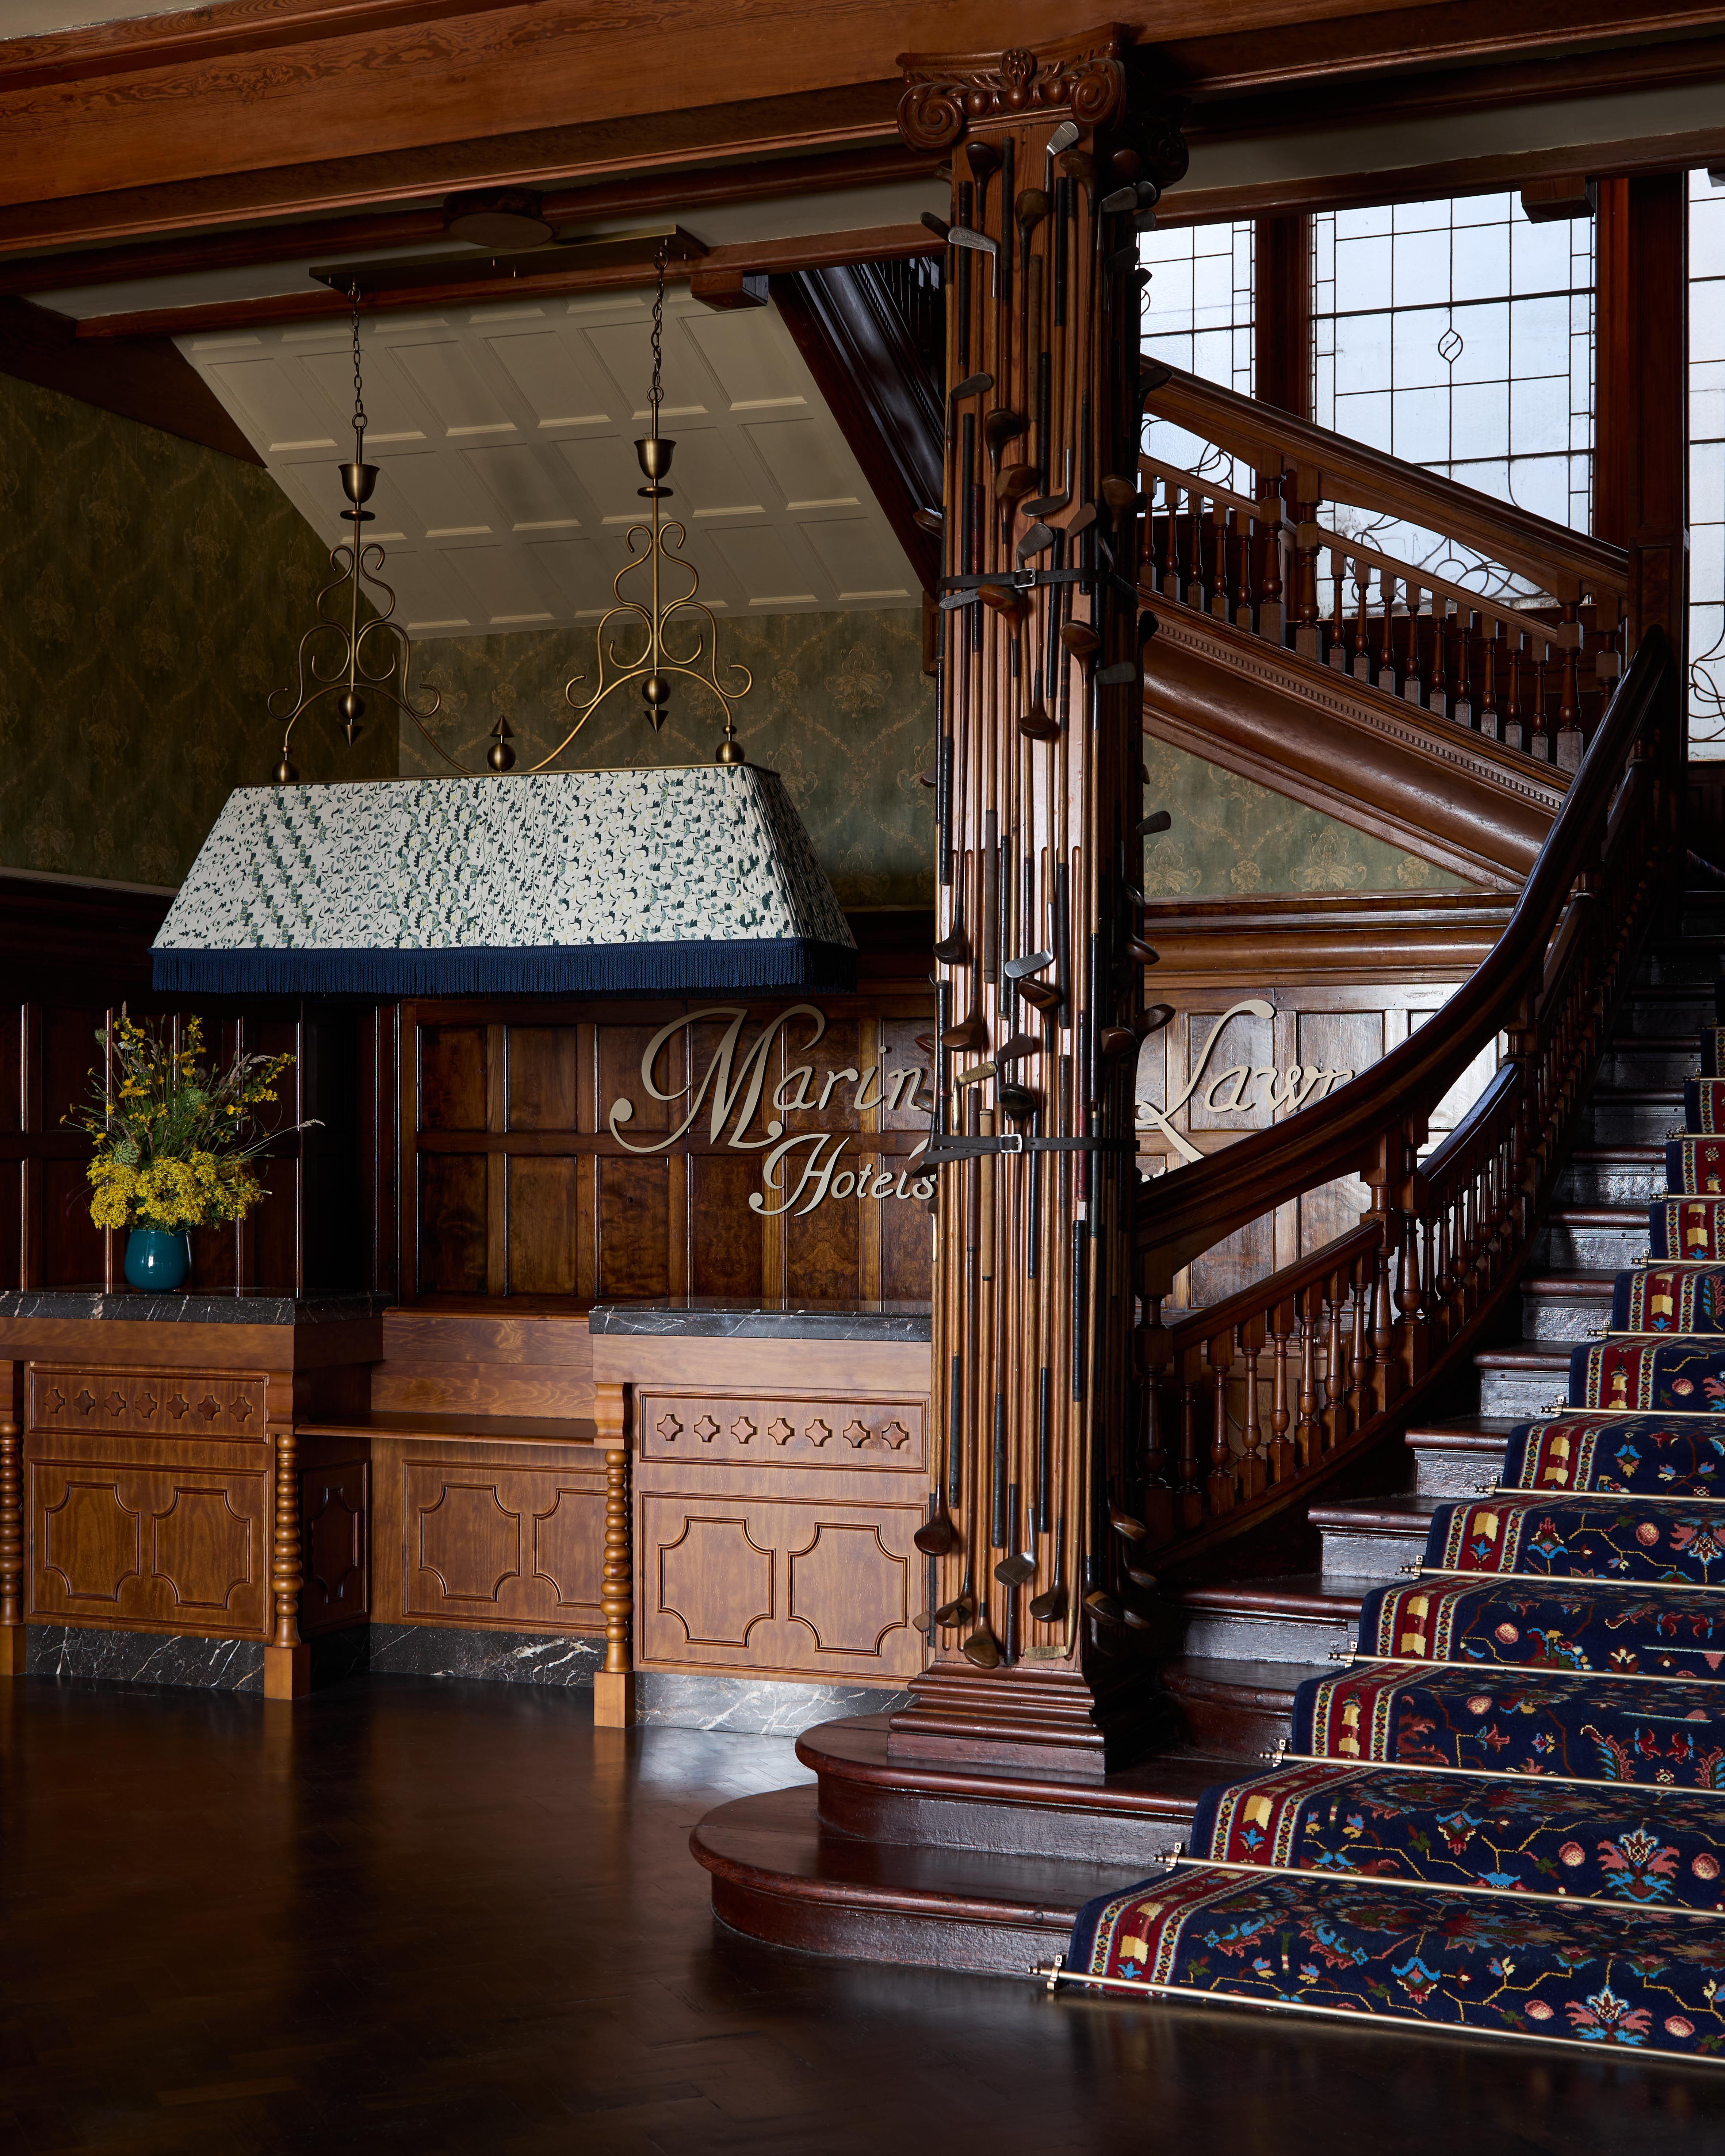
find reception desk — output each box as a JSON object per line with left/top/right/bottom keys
{"left": 0, "top": 1291, "right": 930, "bottom": 1720}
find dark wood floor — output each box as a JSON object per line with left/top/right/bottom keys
{"left": 3, "top": 1677, "right": 1723, "bottom": 2156}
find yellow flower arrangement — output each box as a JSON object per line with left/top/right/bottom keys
{"left": 67, "top": 1010, "right": 313, "bottom": 1233}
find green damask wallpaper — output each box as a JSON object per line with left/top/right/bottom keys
{"left": 1143, "top": 736, "right": 1470, "bottom": 896}
{"left": 399, "top": 609, "right": 938, "bottom": 909}
{"left": 0, "top": 372, "right": 395, "bottom": 889}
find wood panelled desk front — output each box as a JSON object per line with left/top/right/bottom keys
{"left": 0, "top": 1291, "right": 385, "bottom": 1696}
{"left": 0, "top": 1294, "right": 932, "bottom": 1713}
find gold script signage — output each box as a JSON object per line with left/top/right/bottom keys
{"left": 1137, "top": 999, "right": 1357, "bottom": 1166}
{"left": 608, "top": 1005, "right": 935, "bottom": 1217}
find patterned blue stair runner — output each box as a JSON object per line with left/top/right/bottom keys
{"left": 1067, "top": 965, "right": 1725, "bottom": 2056}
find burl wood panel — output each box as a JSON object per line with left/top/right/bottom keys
{"left": 399, "top": 1456, "right": 607, "bottom": 1633}
{"left": 639, "top": 1491, "right": 922, "bottom": 1681}
{"left": 28, "top": 1456, "right": 270, "bottom": 1635}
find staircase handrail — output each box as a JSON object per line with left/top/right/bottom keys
{"left": 1137, "top": 626, "right": 1674, "bottom": 1294}
{"left": 1144, "top": 363, "right": 1630, "bottom": 611}
{"left": 1127, "top": 628, "right": 1679, "bottom": 1570}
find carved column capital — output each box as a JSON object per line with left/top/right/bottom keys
{"left": 895, "top": 23, "right": 1130, "bottom": 150}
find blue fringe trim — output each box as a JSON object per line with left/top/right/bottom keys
{"left": 151, "top": 938, "right": 859, "bottom": 999}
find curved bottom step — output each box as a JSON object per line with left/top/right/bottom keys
{"left": 692, "top": 1782, "right": 1156, "bottom": 1976}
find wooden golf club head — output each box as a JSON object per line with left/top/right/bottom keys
{"left": 1110, "top": 1505, "right": 1149, "bottom": 1542}
{"left": 1126, "top": 936, "right": 1159, "bottom": 965}
{"left": 913, "top": 1609, "right": 932, "bottom": 1633}
{"left": 931, "top": 927, "right": 969, "bottom": 964}
{"left": 1138, "top": 607, "right": 1160, "bottom": 646}
{"left": 1099, "top": 1027, "right": 1139, "bottom": 1060}
{"left": 913, "top": 504, "right": 944, "bottom": 534}
{"left": 918, "top": 765, "right": 937, "bottom": 789}
{"left": 997, "top": 1082, "right": 1040, "bottom": 1122}
{"left": 983, "top": 407, "right": 1026, "bottom": 475}
{"left": 1139, "top": 809, "right": 1172, "bottom": 837}
{"left": 965, "top": 139, "right": 1000, "bottom": 191}
{"left": 914, "top": 1512, "right": 958, "bottom": 1555}
{"left": 1015, "top": 185, "right": 1051, "bottom": 237}
{"left": 1018, "top": 698, "right": 1061, "bottom": 743}
{"left": 995, "top": 1033, "right": 1042, "bottom": 1064}
{"left": 940, "top": 1012, "right": 987, "bottom": 1051}
{"left": 1125, "top": 1564, "right": 1158, "bottom": 1591}
{"left": 1082, "top": 1589, "right": 1122, "bottom": 1624}
{"left": 934, "top": 1592, "right": 974, "bottom": 1629}
{"left": 1058, "top": 147, "right": 1096, "bottom": 194}
{"left": 1110, "top": 146, "right": 1144, "bottom": 181}
{"left": 920, "top": 210, "right": 951, "bottom": 241}
{"left": 1142, "top": 1003, "right": 1175, "bottom": 1034}
{"left": 1028, "top": 1584, "right": 1067, "bottom": 1623}
{"left": 978, "top": 583, "right": 1028, "bottom": 627}
{"left": 994, "top": 1551, "right": 1037, "bottom": 1588}
{"left": 1101, "top": 473, "right": 1140, "bottom": 519}
{"left": 997, "top": 463, "right": 1041, "bottom": 506}
{"left": 1016, "top": 976, "right": 1064, "bottom": 1013}
{"left": 1140, "top": 357, "right": 1173, "bottom": 398}
{"left": 1060, "top": 621, "right": 1101, "bottom": 663}
{"left": 961, "top": 1618, "right": 1002, "bottom": 1668}
{"left": 914, "top": 1033, "right": 937, "bottom": 1056}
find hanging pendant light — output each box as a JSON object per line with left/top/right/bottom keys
{"left": 266, "top": 247, "right": 753, "bottom": 782}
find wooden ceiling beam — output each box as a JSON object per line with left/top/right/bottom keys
{"left": 0, "top": 83, "right": 905, "bottom": 260}
{"left": 0, "top": 295, "right": 261, "bottom": 460}
{"left": 0, "top": 143, "right": 938, "bottom": 296}
{"left": 71, "top": 225, "right": 942, "bottom": 340}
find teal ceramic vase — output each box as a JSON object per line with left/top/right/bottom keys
{"left": 124, "top": 1228, "right": 191, "bottom": 1293}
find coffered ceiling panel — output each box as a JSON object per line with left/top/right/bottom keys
{"left": 176, "top": 285, "right": 921, "bottom": 638}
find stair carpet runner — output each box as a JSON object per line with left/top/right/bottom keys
{"left": 1066, "top": 1021, "right": 1725, "bottom": 2058}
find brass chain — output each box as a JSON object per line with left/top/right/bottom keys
{"left": 349, "top": 283, "right": 368, "bottom": 443}
{"left": 649, "top": 243, "right": 667, "bottom": 438}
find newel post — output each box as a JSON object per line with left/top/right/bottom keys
{"left": 887, "top": 28, "right": 1188, "bottom": 1781}
{"left": 593, "top": 1382, "right": 635, "bottom": 1728}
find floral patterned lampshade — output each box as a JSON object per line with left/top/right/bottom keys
{"left": 151, "top": 767, "right": 856, "bottom": 997}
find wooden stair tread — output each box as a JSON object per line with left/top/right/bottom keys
{"left": 1158, "top": 1654, "right": 1324, "bottom": 1706}
{"left": 1545, "top": 1205, "right": 1647, "bottom": 1224}
{"left": 798, "top": 1714, "right": 1226, "bottom": 1819}
{"left": 1474, "top": 1342, "right": 1571, "bottom": 1369}
{"left": 1307, "top": 1494, "right": 1440, "bottom": 1530}
{"left": 1521, "top": 1270, "right": 1619, "bottom": 1291}
{"left": 1175, "top": 1571, "right": 1377, "bottom": 1618}
{"left": 692, "top": 1785, "right": 1151, "bottom": 1920}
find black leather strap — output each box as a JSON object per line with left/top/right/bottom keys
{"left": 922, "top": 1133, "right": 1139, "bottom": 1164}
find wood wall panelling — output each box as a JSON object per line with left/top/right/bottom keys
{"left": 299, "top": 1450, "right": 368, "bottom": 1633}
{"left": 399, "top": 1452, "right": 606, "bottom": 1631}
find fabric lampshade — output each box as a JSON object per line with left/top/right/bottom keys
{"left": 152, "top": 767, "right": 858, "bottom": 997}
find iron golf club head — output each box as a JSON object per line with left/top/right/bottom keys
{"left": 1096, "top": 660, "right": 1139, "bottom": 687}
{"left": 1016, "top": 521, "right": 1055, "bottom": 563}
{"left": 994, "top": 1551, "right": 1037, "bottom": 1588}
{"left": 1138, "top": 809, "right": 1172, "bottom": 837}
{"left": 1003, "top": 949, "right": 1053, "bottom": 981}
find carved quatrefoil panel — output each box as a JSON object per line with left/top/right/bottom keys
{"left": 730, "top": 1416, "right": 756, "bottom": 1445}
{"left": 768, "top": 1419, "right": 794, "bottom": 1445}
{"left": 693, "top": 1416, "right": 719, "bottom": 1444}
{"left": 656, "top": 1413, "right": 683, "bottom": 1444}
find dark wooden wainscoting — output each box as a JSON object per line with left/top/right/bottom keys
{"left": 402, "top": 989, "right": 936, "bottom": 1309}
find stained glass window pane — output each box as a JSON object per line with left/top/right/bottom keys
{"left": 1689, "top": 169, "right": 1725, "bottom": 758}
{"left": 1139, "top": 219, "right": 1254, "bottom": 489}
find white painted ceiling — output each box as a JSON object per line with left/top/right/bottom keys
{"left": 177, "top": 283, "right": 923, "bottom": 636}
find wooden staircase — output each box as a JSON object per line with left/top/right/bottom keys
{"left": 693, "top": 875, "right": 1716, "bottom": 1974}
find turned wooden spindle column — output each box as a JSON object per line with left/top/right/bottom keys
{"left": 0, "top": 1362, "right": 24, "bottom": 1678}
{"left": 593, "top": 1381, "right": 635, "bottom": 1728}
{"left": 888, "top": 27, "right": 1185, "bottom": 1780}
{"left": 264, "top": 1379, "right": 309, "bottom": 1699}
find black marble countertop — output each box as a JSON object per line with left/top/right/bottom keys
{"left": 588, "top": 1299, "right": 932, "bottom": 1342}
{"left": 0, "top": 1291, "right": 392, "bottom": 1326}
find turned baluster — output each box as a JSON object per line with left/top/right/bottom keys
{"left": 1531, "top": 642, "right": 1551, "bottom": 763}
{"left": 1480, "top": 617, "right": 1500, "bottom": 738}
{"left": 1179, "top": 1374, "right": 1203, "bottom": 1529}
{"left": 1377, "top": 570, "right": 1399, "bottom": 694}
{"left": 1328, "top": 546, "right": 1346, "bottom": 668}
{"left": 1230, "top": 507, "right": 1252, "bottom": 628}
{"left": 1208, "top": 1330, "right": 1236, "bottom": 1514}
{"left": 1183, "top": 485, "right": 1202, "bottom": 607}
{"left": 1258, "top": 506, "right": 1284, "bottom": 641}
{"left": 1373, "top": 1225, "right": 1399, "bottom": 1404}
{"left": 1149, "top": 478, "right": 1169, "bottom": 592}
{"left": 1556, "top": 601, "right": 1583, "bottom": 768}
{"left": 1239, "top": 1320, "right": 1266, "bottom": 1498}
{"left": 1210, "top": 497, "right": 1229, "bottom": 620}
{"left": 1290, "top": 486, "right": 1322, "bottom": 660}
{"left": 1269, "top": 1307, "right": 1294, "bottom": 1482}
{"left": 1353, "top": 557, "right": 1371, "bottom": 680}
{"left": 1347, "top": 1263, "right": 1369, "bottom": 1434}
{"left": 1503, "top": 629, "right": 1523, "bottom": 751}
{"left": 1323, "top": 1277, "right": 1347, "bottom": 1450}
{"left": 1295, "top": 1290, "right": 1320, "bottom": 1468}
{"left": 1426, "top": 595, "right": 1449, "bottom": 718}
{"left": 1401, "top": 585, "right": 1425, "bottom": 706}
{"left": 1454, "top": 609, "right": 1475, "bottom": 727}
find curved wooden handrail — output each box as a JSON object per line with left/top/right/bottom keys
{"left": 1145, "top": 363, "right": 1630, "bottom": 608}
{"left": 1137, "top": 625, "right": 1675, "bottom": 1294}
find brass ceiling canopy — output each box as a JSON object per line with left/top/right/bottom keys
{"left": 267, "top": 242, "right": 753, "bottom": 782}
{"left": 443, "top": 187, "right": 553, "bottom": 248}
